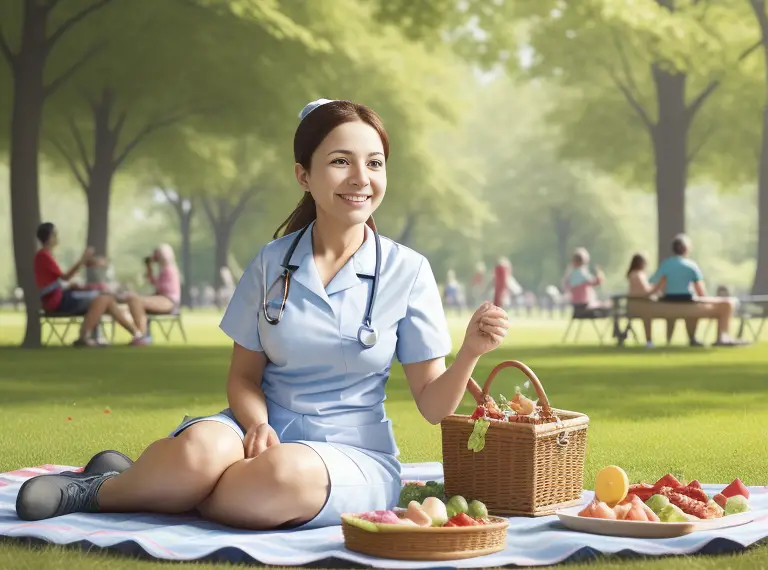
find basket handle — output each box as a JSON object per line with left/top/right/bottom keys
{"left": 467, "top": 361, "right": 553, "bottom": 416}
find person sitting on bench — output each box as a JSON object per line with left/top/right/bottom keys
{"left": 650, "top": 234, "right": 745, "bottom": 347}
{"left": 563, "top": 247, "right": 611, "bottom": 318}
{"left": 121, "top": 244, "right": 181, "bottom": 341}
{"left": 34, "top": 222, "right": 148, "bottom": 347}
{"left": 626, "top": 253, "right": 663, "bottom": 347}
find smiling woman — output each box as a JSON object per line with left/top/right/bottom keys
{"left": 15, "top": 99, "right": 510, "bottom": 533}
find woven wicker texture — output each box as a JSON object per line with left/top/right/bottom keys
{"left": 341, "top": 516, "right": 509, "bottom": 561}
{"left": 441, "top": 360, "right": 589, "bottom": 516}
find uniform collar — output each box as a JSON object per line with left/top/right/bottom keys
{"left": 285, "top": 221, "right": 377, "bottom": 302}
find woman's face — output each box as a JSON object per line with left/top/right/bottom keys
{"left": 295, "top": 120, "right": 387, "bottom": 228}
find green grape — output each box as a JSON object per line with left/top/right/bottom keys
{"left": 447, "top": 495, "right": 469, "bottom": 515}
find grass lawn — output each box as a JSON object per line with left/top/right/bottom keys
{"left": 0, "top": 309, "right": 767, "bottom": 569}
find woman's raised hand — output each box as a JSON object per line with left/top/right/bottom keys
{"left": 242, "top": 422, "right": 280, "bottom": 459}
{"left": 460, "top": 302, "right": 509, "bottom": 358}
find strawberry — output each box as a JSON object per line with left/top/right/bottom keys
{"left": 721, "top": 478, "right": 750, "bottom": 500}
{"left": 443, "top": 521, "right": 458, "bottom": 527}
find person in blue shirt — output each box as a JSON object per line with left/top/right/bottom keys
{"left": 15, "top": 99, "right": 510, "bottom": 530}
{"left": 650, "top": 234, "right": 744, "bottom": 346}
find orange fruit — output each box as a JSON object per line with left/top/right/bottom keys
{"left": 594, "top": 465, "right": 629, "bottom": 507}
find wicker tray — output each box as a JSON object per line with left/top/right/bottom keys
{"left": 341, "top": 514, "right": 509, "bottom": 561}
{"left": 442, "top": 360, "right": 589, "bottom": 517}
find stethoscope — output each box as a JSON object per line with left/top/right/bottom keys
{"left": 262, "top": 222, "right": 382, "bottom": 349}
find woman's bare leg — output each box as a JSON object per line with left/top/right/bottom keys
{"left": 197, "top": 443, "right": 329, "bottom": 530}
{"left": 666, "top": 319, "right": 676, "bottom": 344}
{"left": 79, "top": 295, "right": 116, "bottom": 339}
{"left": 142, "top": 295, "right": 176, "bottom": 314}
{"left": 684, "top": 318, "right": 699, "bottom": 343}
{"left": 97, "top": 422, "right": 243, "bottom": 513}
{"left": 642, "top": 318, "right": 653, "bottom": 344}
{"left": 103, "top": 298, "right": 142, "bottom": 337}
{"left": 124, "top": 293, "right": 148, "bottom": 336}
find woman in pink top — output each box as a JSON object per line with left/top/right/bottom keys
{"left": 562, "top": 247, "right": 611, "bottom": 317}
{"left": 124, "top": 244, "right": 181, "bottom": 341}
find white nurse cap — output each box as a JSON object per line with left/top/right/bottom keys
{"left": 298, "top": 98, "right": 337, "bottom": 121}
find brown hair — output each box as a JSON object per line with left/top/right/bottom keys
{"left": 273, "top": 100, "right": 390, "bottom": 239}
{"left": 626, "top": 253, "right": 647, "bottom": 277}
{"left": 672, "top": 233, "right": 690, "bottom": 256}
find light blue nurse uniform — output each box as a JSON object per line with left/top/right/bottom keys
{"left": 170, "top": 220, "right": 453, "bottom": 528}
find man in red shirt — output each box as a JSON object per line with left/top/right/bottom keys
{"left": 34, "top": 222, "right": 148, "bottom": 347}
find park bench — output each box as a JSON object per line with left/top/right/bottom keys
{"left": 610, "top": 294, "right": 767, "bottom": 346}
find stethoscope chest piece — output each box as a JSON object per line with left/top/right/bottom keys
{"left": 357, "top": 325, "right": 378, "bottom": 349}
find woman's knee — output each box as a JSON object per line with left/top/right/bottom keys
{"left": 175, "top": 422, "right": 244, "bottom": 477}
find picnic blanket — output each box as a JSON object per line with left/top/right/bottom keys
{"left": 1, "top": 462, "right": 768, "bottom": 568}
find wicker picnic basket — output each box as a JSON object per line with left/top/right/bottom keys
{"left": 341, "top": 512, "right": 509, "bottom": 561}
{"left": 441, "top": 360, "right": 589, "bottom": 517}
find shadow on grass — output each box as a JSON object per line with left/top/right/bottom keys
{"left": 1, "top": 344, "right": 767, "bottom": 422}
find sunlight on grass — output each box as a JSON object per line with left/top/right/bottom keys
{"left": 0, "top": 309, "right": 767, "bottom": 568}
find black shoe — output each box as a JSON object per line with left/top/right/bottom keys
{"left": 82, "top": 450, "right": 133, "bottom": 475}
{"left": 689, "top": 339, "right": 704, "bottom": 347}
{"left": 15, "top": 471, "right": 117, "bottom": 521}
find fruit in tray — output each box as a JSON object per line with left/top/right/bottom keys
{"left": 343, "top": 495, "right": 490, "bottom": 532}
{"left": 594, "top": 465, "right": 630, "bottom": 507}
{"left": 579, "top": 467, "right": 751, "bottom": 522}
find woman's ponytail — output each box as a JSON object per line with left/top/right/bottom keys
{"left": 273, "top": 194, "right": 317, "bottom": 239}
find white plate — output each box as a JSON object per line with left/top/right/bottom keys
{"left": 555, "top": 505, "right": 757, "bottom": 539}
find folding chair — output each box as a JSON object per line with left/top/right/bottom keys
{"left": 736, "top": 295, "right": 768, "bottom": 342}
{"left": 40, "top": 311, "right": 114, "bottom": 346}
{"left": 147, "top": 312, "right": 188, "bottom": 343}
{"left": 561, "top": 306, "right": 613, "bottom": 345}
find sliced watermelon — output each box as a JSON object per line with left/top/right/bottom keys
{"left": 721, "top": 478, "right": 750, "bottom": 499}
{"left": 713, "top": 493, "right": 728, "bottom": 509}
{"left": 654, "top": 474, "right": 682, "bottom": 489}
{"left": 341, "top": 515, "right": 379, "bottom": 532}
{"left": 687, "top": 480, "right": 702, "bottom": 489}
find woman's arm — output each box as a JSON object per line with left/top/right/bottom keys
{"left": 403, "top": 304, "right": 508, "bottom": 425}
{"left": 648, "top": 275, "right": 666, "bottom": 295}
{"left": 403, "top": 350, "right": 478, "bottom": 425}
{"left": 226, "top": 343, "right": 269, "bottom": 429}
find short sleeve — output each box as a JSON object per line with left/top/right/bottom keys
{"left": 396, "top": 257, "right": 453, "bottom": 364}
{"left": 690, "top": 261, "right": 704, "bottom": 282}
{"left": 568, "top": 268, "right": 590, "bottom": 288}
{"left": 219, "top": 250, "right": 264, "bottom": 352}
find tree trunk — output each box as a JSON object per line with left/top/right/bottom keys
{"left": 651, "top": 65, "right": 689, "bottom": 264}
{"left": 84, "top": 89, "right": 118, "bottom": 283}
{"left": 180, "top": 207, "right": 193, "bottom": 307}
{"left": 9, "top": 2, "right": 48, "bottom": 348}
{"left": 752, "top": 1, "right": 768, "bottom": 295}
{"left": 213, "top": 222, "right": 232, "bottom": 292}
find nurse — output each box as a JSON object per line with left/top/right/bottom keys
{"left": 15, "top": 99, "right": 510, "bottom": 530}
